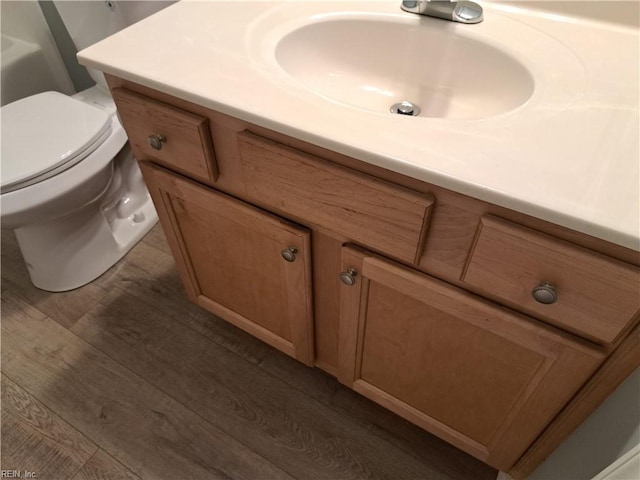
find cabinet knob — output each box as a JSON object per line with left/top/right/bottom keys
{"left": 339, "top": 268, "right": 358, "bottom": 286}
{"left": 531, "top": 281, "right": 557, "bottom": 304}
{"left": 147, "top": 134, "right": 167, "bottom": 150}
{"left": 281, "top": 247, "right": 297, "bottom": 262}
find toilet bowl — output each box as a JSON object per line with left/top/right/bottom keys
{"left": 1, "top": 85, "right": 158, "bottom": 291}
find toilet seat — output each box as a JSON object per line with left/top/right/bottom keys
{"left": 1, "top": 91, "right": 112, "bottom": 193}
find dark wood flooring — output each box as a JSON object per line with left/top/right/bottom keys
{"left": 1, "top": 225, "right": 498, "bottom": 480}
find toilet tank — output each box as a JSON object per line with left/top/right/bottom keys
{"left": 53, "top": 1, "right": 176, "bottom": 87}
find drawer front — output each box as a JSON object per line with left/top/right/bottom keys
{"left": 461, "top": 215, "right": 640, "bottom": 343}
{"left": 112, "top": 88, "right": 218, "bottom": 182}
{"left": 238, "top": 131, "right": 434, "bottom": 264}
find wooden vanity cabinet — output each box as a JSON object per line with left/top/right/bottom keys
{"left": 108, "top": 79, "right": 639, "bottom": 478}
{"left": 338, "top": 246, "right": 604, "bottom": 471}
{"left": 139, "top": 161, "right": 315, "bottom": 365}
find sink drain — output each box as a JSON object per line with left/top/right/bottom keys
{"left": 390, "top": 101, "right": 420, "bottom": 116}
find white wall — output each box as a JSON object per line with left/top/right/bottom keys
{"left": 53, "top": 1, "right": 176, "bottom": 52}
{"left": 529, "top": 368, "right": 640, "bottom": 480}
{"left": 117, "top": 1, "right": 177, "bottom": 26}
{"left": 1, "top": 0, "right": 74, "bottom": 98}
{"left": 0, "top": 1, "right": 175, "bottom": 103}
{"left": 494, "top": 1, "right": 639, "bottom": 28}
{"left": 49, "top": 0, "right": 176, "bottom": 89}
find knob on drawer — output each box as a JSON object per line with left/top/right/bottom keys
{"left": 531, "top": 282, "right": 557, "bottom": 304}
{"left": 148, "top": 134, "right": 167, "bottom": 150}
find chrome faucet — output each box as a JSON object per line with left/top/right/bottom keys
{"left": 400, "top": 0, "right": 483, "bottom": 24}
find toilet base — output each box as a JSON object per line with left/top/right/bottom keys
{"left": 15, "top": 200, "right": 157, "bottom": 292}
{"left": 12, "top": 148, "right": 158, "bottom": 292}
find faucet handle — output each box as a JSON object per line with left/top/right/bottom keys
{"left": 401, "top": 1, "right": 425, "bottom": 14}
{"left": 401, "top": 0, "right": 483, "bottom": 24}
{"left": 453, "top": 1, "right": 483, "bottom": 23}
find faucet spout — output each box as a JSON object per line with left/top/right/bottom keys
{"left": 401, "top": 0, "right": 483, "bottom": 24}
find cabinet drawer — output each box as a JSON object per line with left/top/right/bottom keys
{"left": 238, "top": 131, "right": 434, "bottom": 264}
{"left": 112, "top": 88, "right": 218, "bottom": 182}
{"left": 461, "top": 215, "right": 640, "bottom": 343}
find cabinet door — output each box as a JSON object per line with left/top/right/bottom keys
{"left": 140, "top": 161, "right": 314, "bottom": 365}
{"left": 338, "top": 246, "right": 604, "bottom": 471}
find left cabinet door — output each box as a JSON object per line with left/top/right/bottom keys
{"left": 140, "top": 161, "right": 314, "bottom": 365}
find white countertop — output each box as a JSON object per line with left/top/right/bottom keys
{"left": 78, "top": 0, "right": 640, "bottom": 251}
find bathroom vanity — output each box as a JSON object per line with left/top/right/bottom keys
{"left": 79, "top": 1, "right": 639, "bottom": 477}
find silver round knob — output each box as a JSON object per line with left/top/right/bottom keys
{"left": 339, "top": 268, "right": 358, "bottom": 286}
{"left": 147, "top": 134, "right": 167, "bottom": 150}
{"left": 281, "top": 247, "right": 297, "bottom": 262}
{"left": 531, "top": 282, "right": 557, "bottom": 305}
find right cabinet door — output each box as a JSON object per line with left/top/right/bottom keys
{"left": 337, "top": 246, "right": 604, "bottom": 471}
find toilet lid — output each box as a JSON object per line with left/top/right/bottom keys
{"left": 1, "top": 91, "right": 111, "bottom": 193}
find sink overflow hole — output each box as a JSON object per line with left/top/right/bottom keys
{"left": 390, "top": 101, "right": 420, "bottom": 116}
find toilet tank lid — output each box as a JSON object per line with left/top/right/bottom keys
{"left": 1, "top": 92, "right": 111, "bottom": 191}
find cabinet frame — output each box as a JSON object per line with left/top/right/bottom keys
{"left": 107, "top": 75, "right": 640, "bottom": 479}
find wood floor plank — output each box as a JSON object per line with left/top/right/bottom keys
{"left": 71, "top": 449, "right": 141, "bottom": 480}
{"left": 70, "top": 288, "right": 212, "bottom": 386}
{"left": 331, "top": 387, "right": 498, "bottom": 480}
{"left": 259, "top": 348, "right": 341, "bottom": 405}
{"left": 1, "top": 373, "right": 98, "bottom": 480}
{"left": 259, "top": 349, "right": 497, "bottom": 479}
{"left": 70, "top": 287, "right": 473, "bottom": 480}
{"left": 1, "top": 290, "right": 294, "bottom": 480}
{"left": 0, "top": 229, "right": 110, "bottom": 329}
{"left": 140, "top": 223, "right": 172, "bottom": 256}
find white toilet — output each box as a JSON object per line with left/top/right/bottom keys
{"left": 0, "top": 2, "right": 165, "bottom": 292}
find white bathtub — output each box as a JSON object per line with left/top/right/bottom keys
{"left": 1, "top": 33, "right": 65, "bottom": 106}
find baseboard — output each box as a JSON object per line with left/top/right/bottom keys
{"left": 592, "top": 445, "right": 640, "bottom": 480}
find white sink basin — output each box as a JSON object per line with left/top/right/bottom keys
{"left": 275, "top": 17, "right": 534, "bottom": 119}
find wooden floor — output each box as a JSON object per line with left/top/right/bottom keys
{"left": 1, "top": 224, "right": 497, "bottom": 480}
